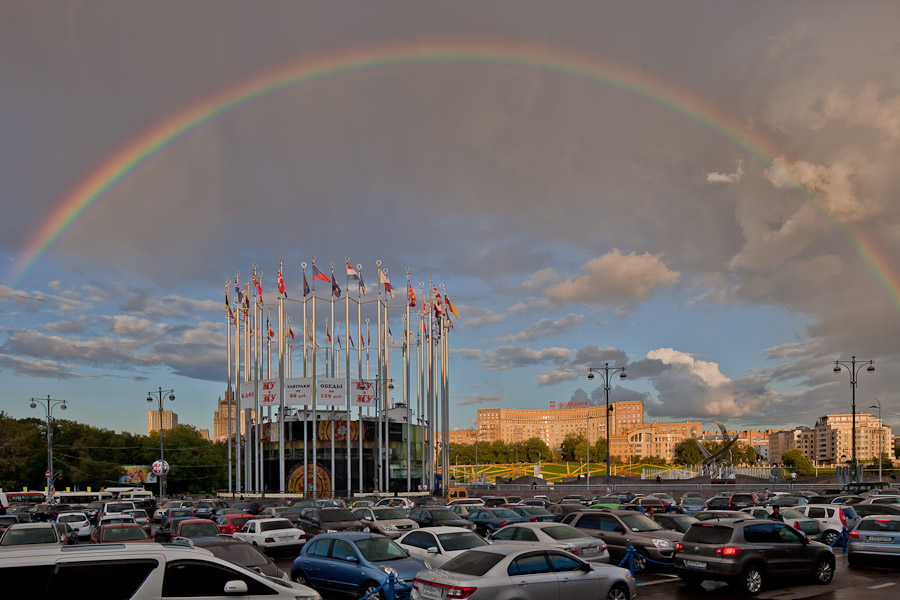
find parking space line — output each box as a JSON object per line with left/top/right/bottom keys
{"left": 869, "top": 583, "right": 896, "bottom": 590}
{"left": 636, "top": 578, "right": 680, "bottom": 587}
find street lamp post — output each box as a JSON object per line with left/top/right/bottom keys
{"left": 30, "top": 395, "right": 67, "bottom": 497}
{"left": 586, "top": 416, "right": 595, "bottom": 490}
{"left": 474, "top": 430, "right": 479, "bottom": 485}
{"left": 833, "top": 356, "right": 874, "bottom": 483}
{"left": 870, "top": 397, "right": 882, "bottom": 482}
{"left": 147, "top": 387, "right": 175, "bottom": 499}
{"left": 587, "top": 363, "right": 627, "bottom": 490}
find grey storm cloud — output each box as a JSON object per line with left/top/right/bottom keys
{"left": 0, "top": 354, "right": 90, "bottom": 380}
{"left": 44, "top": 319, "right": 87, "bottom": 334}
{"left": 495, "top": 313, "right": 584, "bottom": 342}
{"left": 455, "top": 394, "right": 505, "bottom": 406}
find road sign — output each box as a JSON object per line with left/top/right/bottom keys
{"left": 45, "top": 470, "right": 50, "bottom": 479}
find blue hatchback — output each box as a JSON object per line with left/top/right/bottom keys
{"left": 291, "top": 532, "right": 428, "bottom": 599}
{"left": 465, "top": 507, "right": 530, "bottom": 536}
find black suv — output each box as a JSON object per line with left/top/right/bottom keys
{"left": 296, "top": 508, "right": 366, "bottom": 537}
{"left": 675, "top": 519, "right": 834, "bottom": 595}
{"left": 563, "top": 509, "right": 682, "bottom": 572}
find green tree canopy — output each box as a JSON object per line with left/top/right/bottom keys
{"left": 781, "top": 449, "right": 815, "bottom": 476}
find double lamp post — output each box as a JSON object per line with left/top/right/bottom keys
{"left": 147, "top": 387, "right": 175, "bottom": 499}
{"left": 30, "top": 395, "right": 67, "bottom": 497}
{"left": 587, "top": 363, "right": 626, "bottom": 490}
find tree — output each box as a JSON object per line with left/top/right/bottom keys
{"left": 559, "top": 433, "right": 585, "bottom": 462}
{"left": 781, "top": 449, "right": 815, "bottom": 476}
{"left": 673, "top": 439, "right": 705, "bottom": 465}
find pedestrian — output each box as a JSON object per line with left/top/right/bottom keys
{"left": 770, "top": 506, "right": 783, "bottom": 521}
{"left": 764, "top": 488, "right": 771, "bottom": 501}
{"left": 791, "top": 471, "right": 797, "bottom": 483}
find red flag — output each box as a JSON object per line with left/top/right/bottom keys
{"left": 312, "top": 265, "right": 331, "bottom": 283}
{"left": 326, "top": 324, "right": 332, "bottom": 343}
{"left": 288, "top": 326, "right": 295, "bottom": 340}
{"left": 432, "top": 286, "right": 444, "bottom": 314}
{"left": 408, "top": 284, "right": 416, "bottom": 307}
{"left": 252, "top": 267, "right": 263, "bottom": 299}
{"left": 267, "top": 317, "right": 274, "bottom": 338}
{"left": 277, "top": 268, "right": 286, "bottom": 297}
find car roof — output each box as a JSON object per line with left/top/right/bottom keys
{"left": 405, "top": 526, "right": 474, "bottom": 535}
{"left": 504, "top": 522, "right": 570, "bottom": 529}
{"left": 310, "top": 531, "right": 383, "bottom": 542}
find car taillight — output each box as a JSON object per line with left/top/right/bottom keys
{"left": 414, "top": 579, "right": 477, "bottom": 599}
{"left": 675, "top": 542, "right": 684, "bottom": 551}
{"left": 839, "top": 509, "right": 846, "bottom": 526}
{"left": 530, "top": 517, "right": 539, "bottom": 522}
{"left": 499, "top": 520, "right": 508, "bottom": 527}
{"left": 265, "top": 537, "right": 275, "bottom": 543}
{"left": 715, "top": 547, "right": 741, "bottom": 556}
{"left": 849, "top": 531, "right": 859, "bottom": 539}
{"left": 794, "top": 521, "right": 800, "bottom": 529}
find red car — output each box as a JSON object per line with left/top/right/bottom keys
{"left": 92, "top": 523, "right": 152, "bottom": 544}
{"left": 215, "top": 512, "right": 252, "bottom": 535}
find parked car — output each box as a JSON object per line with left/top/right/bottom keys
{"left": 546, "top": 503, "right": 587, "bottom": 521}
{"left": 675, "top": 519, "right": 834, "bottom": 594}
{"left": 507, "top": 506, "right": 555, "bottom": 522}
{"left": 488, "top": 522, "right": 610, "bottom": 563}
{"left": 0, "top": 514, "right": 30, "bottom": 537}
{"left": 397, "top": 526, "right": 489, "bottom": 568}
{"left": 466, "top": 508, "right": 530, "bottom": 536}
{"left": 93, "top": 523, "right": 153, "bottom": 544}
{"left": 193, "top": 500, "right": 228, "bottom": 519}
{"left": 678, "top": 497, "right": 708, "bottom": 515}
{"left": 56, "top": 511, "right": 93, "bottom": 539}
{"left": 563, "top": 509, "right": 682, "bottom": 573}
{"left": 623, "top": 497, "right": 666, "bottom": 513}
{"left": 123, "top": 508, "right": 151, "bottom": 532}
{"left": 0, "top": 539, "right": 319, "bottom": 599}
{"left": 291, "top": 532, "right": 427, "bottom": 599}
{"left": 588, "top": 496, "right": 622, "bottom": 510}
{"left": 482, "top": 496, "right": 510, "bottom": 507}
{"left": 848, "top": 515, "right": 900, "bottom": 567}
{"left": 447, "top": 504, "right": 478, "bottom": 518}
{"left": 153, "top": 501, "right": 195, "bottom": 522}
{"left": 518, "top": 498, "right": 552, "bottom": 508}
{"left": 411, "top": 544, "right": 637, "bottom": 600}
{"left": 27, "top": 503, "right": 72, "bottom": 522}
{"left": 100, "top": 501, "right": 136, "bottom": 518}
{"left": 0, "top": 522, "right": 73, "bottom": 547}
{"left": 233, "top": 518, "right": 307, "bottom": 554}
{"left": 853, "top": 503, "right": 900, "bottom": 518}
{"left": 409, "top": 507, "right": 476, "bottom": 530}
{"left": 216, "top": 512, "right": 254, "bottom": 534}
{"left": 651, "top": 513, "right": 698, "bottom": 534}
{"left": 793, "top": 504, "right": 859, "bottom": 545}
{"left": 725, "top": 493, "right": 762, "bottom": 510}
{"left": 260, "top": 506, "right": 303, "bottom": 523}
{"left": 297, "top": 508, "right": 367, "bottom": 537}
{"left": 352, "top": 506, "right": 419, "bottom": 539}
{"left": 765, "top": 495, "right": 808, "bottom": 507}
{"left": 693, "top": 510, "right": 747, "bottom": 522}
{"left": 647, "top": 493, "right": 675, "bottom": 510}
{"left": 740, "top": 507, "right": 819, "bottom": 539}
{"left": 190, "top": 535, "right": 288, "bottom": 579}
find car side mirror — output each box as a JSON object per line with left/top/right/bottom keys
{"left": 344, "top": 555, "right": 358, "bottom": 562}
{"left": 224, "top": 580, "right": 248, "bottom": 594}
{"left": 427, "top": 546, "right": 439, "bottom": 553}
{"left": 578, "top": 563, "right": 592, "bottom": 572}
{"left": 613, "top": 526, "right": 625, "bottom": 533}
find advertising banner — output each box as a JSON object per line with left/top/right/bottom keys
{"left": 259, "top": 378, "right": 280, "bottom": 407}
{"left": 352, "top": 380, "right": 375, "bottom": 407}
{"left": 239, "top": 382, "right": 256, "bottom": 410}
{"left": 285, "top": 377, "right": 313, "bottom": 406}
{"left": 316, "top": 378, "right": 348, "bottom": 406}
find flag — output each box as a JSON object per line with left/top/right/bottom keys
{"left": 303, "top": 272, "right": 310, "bottom": 297}
{"left": 267, "top": 317, "right": 274, "bottom": 338}
{"left": 432, "top": 286, "right": 444, "bottom": 315}
{"left": 242, "top": 292, "right": 249, "bottom": 309}
{"left": 445, "top": 294, "right": 460, "bottom": 319}
{"left": 408, "top": 283, "right": 416, "bottom": 307}
{"left": 288, "top": 318, "right": 295, "bottom": 340}
{"left": 379, "top": 270, "right": 394, "bottom": 299}
{"left": 225, "top": 292, "right": 230, "bottom": 310}
{"left": 252, "top": 267, "right": 263, "bottom": 300}
{"left": 312, "top": 265, "right": 331, "bottom": 283}
{"left": 347, "top": 264, "right": 365, "bottom": 295}
{"left": 326, "top": 324, "right": 332, "bottom": 343}
{"left": 332, "top": 278, "right": 342, "bottom": 298}
{"left": 367, "top": 330, "right": 371, "bottom": 347}
{"left": 388, "top": 325, "right": 394, "bottom": 344}
{"left": 349, "top": 334, "right": 356, "bottom": 349}
{"left": 306, "top": 322, "right": 313, "bottom": 343}
{"left": 234, "top": 277, "right": 243, "bottom": 304}
{"left": 360, "top": 333, "right": 365, "bottom": 349}
{"left": 277, "top": 268, "right": 286, "bottom": 297}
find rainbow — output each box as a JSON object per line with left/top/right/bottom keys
{"left": 6, "top": 40, "right": 899, "bottom": 307}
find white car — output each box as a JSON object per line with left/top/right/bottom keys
{"left": 794, "top": 503, "right": 860, "bottom": 545}
{"left": 125, "top": 509, "right": 152, "bottom": 532}
{"left": 397, "top": 526, "right": 489, "bottom": 567}
{"left": 153, "top": 500, "right": 195, "bottom": 522}
{"left": 375, "top": 497, "right": 413, "bottom": 509}
{"left": 100, "top": 501, "right": 136, "bottom": 519}
{"left": 488, "top": 522, "right": 610, "bottom": 563}
{"left": 56, "top": 512, "right": 92, "bottom": 539}
{"left": 232, "top": 518, "right": 306, "bottom": 553}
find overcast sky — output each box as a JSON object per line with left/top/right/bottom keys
{"left": 2, "top": 2, "right": 899, "bottom": 437}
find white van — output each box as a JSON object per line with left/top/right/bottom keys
{"left": 0, "top": 543, "right": 320, "bottom": 599}
{"left": 119, "top": 489, "right": 154, "bottom": 501}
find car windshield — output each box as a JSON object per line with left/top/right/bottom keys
{"left": 542, "top": 525, "right": 587, "bottom": 540}
{"left": 260, "top": 520, "right": 295, "bottom": 531}
{"left": 207, "top": 542, "right": 269, "bottom": 566}
{"left": 0, "top": 528, "right": 57, "bottom": 545}
{"left": 429, "top": 510, "right": 460, "bottom": 520}
{"left": 593, "top": 497, "right": 618, "bottom": 504}
{"left": 354, "top": 537, "right": 408, "bottom": 562}
{"left": 436, "top": 531, "right": 488, "bottom": 551}
{"left": 104, "top": 526, "right": 149, "bottom": 541}
{"left": 126, "top": 510, "right": 148, "bottom": 518}
{"left": 682, "top": 524, "right": 732, "bottom": 544}
{"left": 780, "top": 509, "right": 804, "bottom": 520}
{"left": 683, "top": 499, "right": 706, "bottom": 506}
{"left": 105, "top": 503, "right": 132, "bottom": 512}
{"left": 520, "top": 507, "right": 551, "bottom": 516}
{"left": 621, "top": 514, "right": 664, "bottom": 532}
{"left": 320, "top": 510, "right": 356, "bottom": 523}
{"left": 170, "top": 510, "right": 193, "bottom": 517}
{"left": 181, "top": 523, "right": 219, "bottom": 537}
{"left": 375, "top": 509, "right": 407, "bottom": 520}
{"left": 441, "top": 551, "right": 504, "bottom": 576}
{"left": 59, "top": 515, "right": 85, "bottom": 523}
{"left": 857, "top": 519, "right": 900, "bottom": 532}
{"left": 490, "top": 509, "right": 520, "bottom": 518}
{"left": 277, "top": 510, "right": 302, "bottom": 520}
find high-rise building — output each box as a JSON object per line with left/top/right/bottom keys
{"left": 477, "top": 401, "right": 645, "bottom": 450}
{"left": 768, "top": 413, "right": 893, "bottom": 464}
{"left": 609, "top": 421, "right": 703, "bottom": 462}
{"left": 213, "top": 392, "right": 251, "bottom": 440}
{"left": 147, "top": 410, "right": 178, "bottom": 435}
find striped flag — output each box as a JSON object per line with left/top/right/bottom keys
{"left": 267, "top": 317, "right": 274, "bottom": 338}
{"left": 408, "top": 283, "right": 416, "bottom": 307}
{"left": 312, "top": 265, "right": 331, "bottom": 282}
{"left": 379, "top": 270, "right": 394, "bottom": 299}
{"left": 277, "top": 267, "right": 286, "bottom": 297}
{"left": 445, "top": 294, "right": 460, "bottom": 319}
{"left": 347, "top": 263, "right": 365, "bottom": 295}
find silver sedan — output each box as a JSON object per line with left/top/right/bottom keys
{"left": 488, "top": 522, "right": 610, "bottom": 563}
{"left": 848, "top": 515, "right": 900, "bottom": 567}
{"left": 412, "top": 545, "right": 636, "bottom": 600}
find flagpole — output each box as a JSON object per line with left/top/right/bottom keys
{"left": 375, "top": 260, "right": 383, "bottom": 492}
{"left": 255, "top": 269, "right": 262, "bottom": 493}
{"left": 418, "top": 281, "right": 425, "bottom": 491}
{"left": 405, "top": 268, "right": 412, "bottom": 493}
{"left": 301, "top": 262, "right": 309, "bottom": 497}
{"left": 234, "top": 279, "right": 242, "bottom": 494}
{"left": 356, "top": 265, "right": 364, "bottom": 495}
{"left": 225, "top": 281, "right": 233, "bottom": 495}
{"left": 383, "top": 271, "right": 390, "bottom": 493}
{"left": 441, "top": 284, "right": 449, "bottom": 498}
{"left": 278, "top": 261, "right": 286, "bottom": 494}
{"left": 427, "top": 276, "right": 435, "bottom": 494}
{"left": 365, "top": 317, "right": 371, "bottom": 491}
{"left": 311, "top": 259, "right": 318, "bottom": 499}
{"left": 244, "top": 283, "right": 252, "bottom": 492}
{"left": 345, "top": 259, "right": 352, "bottom": 500}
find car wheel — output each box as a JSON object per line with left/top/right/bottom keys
{"left": 293, "top": 572, "right": 310, "bottom": 587}
{"left": 847, "top": 553, "right": 860, "bottom": 568}
{"left": 631, "top": 550, "right": 649, "bottom": 573}
{"left": 812, "top": 556, "right": 834, "bottom": 584}
{"left": 362, "top": 581, "right": 384, "bottom": 600}
{"left": 605, "top": 583, "right": 630, "bottom": 600}
{"left": 737, "top": 564, "right": 765, "bottom": 595}
{"left": 822, "top": 530, "right": 839, "bottom": 546}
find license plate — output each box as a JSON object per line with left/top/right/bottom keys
{"left": 582, "top": 547, "right": 598, "bottom": 555}
{"left": 421, "top": 585, "right": 442, "bottom": 599}
{"left": 867, "top": 536, "right": 892, "bottom": 543}
{"left": 684, "top": 560, "right": 707, "bottom": 569}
